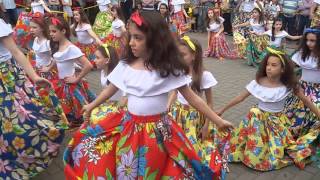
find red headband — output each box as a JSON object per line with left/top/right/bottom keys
{"left": 130, "top": 11, "right": 145, "bottom": 26}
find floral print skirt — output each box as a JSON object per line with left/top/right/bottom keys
{"left": 103, "top": 34, "right": 127, "bottom": 59}
{"left": 170, "top": 101, "right": 231, "bottom": 179}
{"left": 229, "top": 107, "right": 313, "bottom": 171}
{"left": 75, "top": 42, "right": 98, "bottom": 64}
{"left": 205, "top": 32, "right": 238, "bottom": 59}
{"left": 285, "top": 80, "right": 320, "bottom": 168}
{"left": 246, "top": 34, "right": 269, "bottom": 67}
{"left": 0, "top": 60, "right": 67, "bottom": 179}
{"left": 93, "top": 11, "right": 113, "bottom": 39}
{"left": 232, "top": 12, "right": 251, "bottom": 57}
{"left": 51, "top": 79, "right": 96, "bottom": 125}
{"left": 311, "top": 5, "right": 320, "bottom": 27}
{"left": 13, "top": 12, "right": 33, "bottom": 50}
{"left": 63, "top": 110, "right": 215, "bottom": 179}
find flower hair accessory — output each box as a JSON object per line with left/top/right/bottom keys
{"left": 304, "top": 28, "right": 320, "bottom": 34}
{"left": 182, "top": 36, "right": 196, "bottom": 51}
{"left": 31, "top": 12, "right": 43, "bottom": 19}
{"left": 266, "top": 47, "right": 285, "bottom": 66}
{"left": 130, "top": 11, "right": 145, "bottom": 26}
{"left": 51, "top": 17, "right": 61, "bottom": 26}
{"left": 102, "top": 44, "right": 110, "bottom": 58}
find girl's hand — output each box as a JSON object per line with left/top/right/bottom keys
{"left": 200, "top": 123, "right": 209, "bottom": 141}
{"left": 82, "top": 104, "right": 94, "bottom": 122}
{"left": 216, "top": 119, "right": 234, "bottom": 132}
{"left": 33, "top": 76, "right": 52, "bottom": 88}
{"left": 64, "top": 75, "right": 79, "bottom": 84}
{"left": 214, "top": 33, "right": 220, "bottom": 38}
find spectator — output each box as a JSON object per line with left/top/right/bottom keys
{"left": 0, "top": 0, "right": 17, "bottom": 26}
{"left": 279, "top": 0, "right": 300, "bottom": 35}
{"left": 297, "top": 0, "right": 313, "bottom": 35}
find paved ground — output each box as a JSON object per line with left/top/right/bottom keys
{"left": 33, "top": 33, "right": 320, "bottom": 179}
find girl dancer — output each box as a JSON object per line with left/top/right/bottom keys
{"left": 218, "top": 47, "right": 320, "bottom": 171}
{"left": 205, "top": 8, "right": 238, "bottom": 60}
{"left": 29, "top": 13, "right": 58, "bottom": 80}
{"left": 168, "top": 36, "right": 227, "bottom": 178}
{"left": 285, "top": 27, "right": 320, "bottom": 169}
{"left": 72, "top": 8, "right": 103, "bottom": 63}
{"left": 48, "top": 16, "right": 96, "bottom": 127}
{"left": 64, "top": 10, "right": 233, "bottom": 179}
{"left": 14, "top": 0, "right": 51, "bottom": 50}
{"left": 234, "top": 8, "right": 268, "bottom": 66}
{"left": 89, "top": 44, "right": 127, "bottom": 125}
{"left": 104, "top": 6, "right": 126, "bottom": 58}
{"left": 171, "top": 0, "right": 190, "bottom": 35}
{"left": 93, "top": 0, "right": 113, "bottom": 39}
{"left": 0, "top": 12, "right": 67, "bottom": 179}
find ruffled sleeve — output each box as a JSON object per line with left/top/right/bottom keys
{"left": 201, "top": 71, "right": 218, "bottom": 89}
{"left": 219, "top": 17, "right": 225, "bottom": 23}
{"left": 0, "top": 19, "right": 13, "bottom": 38}
{"left": 76, "top": 24, "right": 92, "bottom": 31}
{"left": 291, "top": 51, "right": 319, "bottom": 70}
{"left": 107, "top": 61, "right": 191, "bottom": 96}
{"left": 112, "top": 19, "right": 125, "bottom": 29}
{"left": 246, "top": 80, "right": 290, "bottom": 102}
{"left": 53, "top": 45, "right": 84, "bottom": 62}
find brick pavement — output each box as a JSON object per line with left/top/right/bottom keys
{"left": 33, "top": 33, "right": 319, "bottom": 180}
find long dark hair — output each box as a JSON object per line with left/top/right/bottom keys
{"left": 126, "top": 10, "right": 188, "bottom": 77}
{"left": 71, "top": 8, "right": 90, "bottom": 36}
{"left": 271, "top": 18, "right": 284, "bottom": 41}
{"left": 298, "top": 27, "right": 320, "bottom": 68}
{"left": 178, "top": 37, "right": 204, "bottom": 93}
{"left": 256, "top": 53, "right": 298, "bottom": 91}
{"left": 97, "top": 45, "right": 119, "bottom": 75}
{"left": 48, "top": 16, "right": 71, "bottom": 55}
{"left": 111, "top": 5, "right": 125, "bottom": 23}
{"left": 252, "top": 8, "right": 264, "bottom": 25}
{"left": 158, "top": 3, "right": 170, "bottom": 23}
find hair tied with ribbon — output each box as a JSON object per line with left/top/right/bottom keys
{"left": 51, "top": 17, "right": 62, "bottom": 26}
{"left": 182, "top": 36, "right": 196, "bottom": 52}
{"left": 102, "top": 44, "right": 110, "bottom": 58}
{"left": 304, "top": 28, "right": 320, "bottom": 34}
{"left": 130, "top": 11, "right": 145, "bottom": 27}
{"left": 266, "top": 47, "right": 286, "bottom": 67}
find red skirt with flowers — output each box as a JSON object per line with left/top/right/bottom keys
{"left": 51, "top": 79, "right": 96, "bottom": 125}
{"left": 172, "top": 11, "right": 190, "bottom": 35}
{"left": 205, "top": 32, "right": 238, "bottom": 59}
{"left": 75, "top": 42, "right": 97, "bottom": 64}
{"left": 63, "top": 111, "right": 215, "bottom": 179}
{"left": 103, "top": 34, "right": 127, "bottom": 59}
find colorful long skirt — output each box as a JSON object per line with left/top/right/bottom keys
{"left": 205, "top": 32, "right": 238, "bottom": 59}
{"left": 75, "top": 42, "right": 97, "bottom": 64}
{"left": 63, "top": 110, "right": 215, "bottom": 179}
{"left": 172, "top": 11, "right": 190, "bottom": 35}
{"left": 229, "top": 107, "right": 313, "bottom": 171}
{"left": 311, "top": 5, "right": 320, "bottom": 27}
{"left": 13, "top": 12, "right": 33, "bottom": 50}
{"left": 246, "top": 34, "right": 269, "bottom": 67}
{"left": 51, "top": 79, "right": 96, "bottom": 125}
{"left": 285, "top": 80, "right": 320, "bottom": 168}
{"left": 232, "top": 12, "right": 251, "bottom": 57}
{"left": 0, "top": 60, "right": 67, "bottom": 179}
{"left": 170, "top": 101, "right": 230, "bottom": 179}
{"left": 103, "top": 34, "right": 127, "bottom": 59}
{"left": 93, "top": 11, "right": 113, "bottom": 39}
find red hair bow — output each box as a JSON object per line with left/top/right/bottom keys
{"left": 32, "top": 12, "right": 43, "bottom": 19}
{"left": 130, "top": 11, "right": 144, "bottom": 26}
{"left": 51, "top": 17, "right": 61, "bottom": 25}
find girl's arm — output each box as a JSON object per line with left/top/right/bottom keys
{"left": 167, "top": 90, "right": 177, "bottom": 110}
{"left": 1, "top": 35, "right": 40, "bottom": 81}
{"left": 64, "top": 56, "right": 93, "bottom": 83}
{"left": 182, "top": 5, "right": 189, "bottom": 18}
{"left": 40, "top": 0, "right": 52, "bottom": 13}
{"left": 87, "top": 28, "right": 103, "bottom": 45}
{"left": 217, "top": 90, "right": 251, "bottom": 115}
{"left": 296, "top": 88, "right": 320, "bottom": 118}
{"left": 235, "top": 0, "right": 243, "bottom": 11}
{"left": 287, "top": 34, "right": 302, "bottom": 40}
{"left": 83, "top": 84, "right": 119, "bottom": 118}
{"left": 201, "top": 88, "right": 213, "bottom": 140}
{"left": 178, "top": 85, "right": 234, "bottom": 131}
{"left": 215, "top": 24, "right": 224, "bottom": 37}
{"left": 234, "top": 21, "right": 250, "bottom": 28}
{"left": 207, "top": 31, "right": 211, "bottom": 47}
